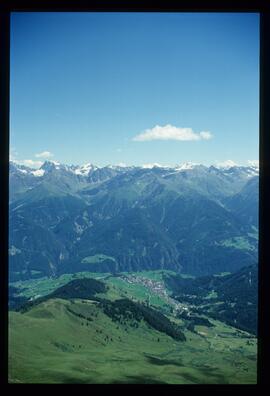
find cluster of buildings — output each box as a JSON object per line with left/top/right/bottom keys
{"left": 121, "top": 274, "right": 190, "bottom": 315}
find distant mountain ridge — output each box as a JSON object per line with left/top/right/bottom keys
{"left": 10, "top": 159, "right": 259, "bottom": 178}
{"left": 9, "top": 161, "right": 258, "bottom": 281}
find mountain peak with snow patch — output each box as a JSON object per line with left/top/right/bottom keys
{"left": 175, "top": 162, "right": 200, "bottom": 171}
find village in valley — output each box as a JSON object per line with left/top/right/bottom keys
{"left": 120, "top": 273, "right": 191, "bottom": 315}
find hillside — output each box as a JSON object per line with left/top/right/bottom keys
{"left": 9, "top": 161, "right": 258, "bottom": 280}
{"left": 9, "top": 275, "right": 257, "bottom": 384}
{"left": 164, "top": 265, "right": 258, "bottom": 335}
{"left": 18, "top": 278, "right": 186, "bottom": 342}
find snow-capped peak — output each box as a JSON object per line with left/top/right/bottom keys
{"left": 40, "top": 160, "right": 57, "bottom": 171}
{"left": 175, "top": 162, "right": 199, "bottom": 171}
{"left": 10, "top": 161, "right": 36, "bottom": 175}
{"left": 50, "top": 160, "right": 61, "bottom": 169}
{"left": 215, "top": 160, "right": 239, "bottom": 169}
{"left": 141, "top": 163, "right": 170, "bottom": 169}
{"left": 17, "top": 168, "right": 28, "bottom": 174}
{"left": 9, "top": 160, "right": 259, "bottom": 178}
{"left": 31, "top": 169, "right": 45, "bottom": 177}
{"left": 246, "top": 168, "right": 259, "bottom": 178}
{"left": 116, "top": 163, "right": 128, "bottom": 168}
{"left": 247, "top": 160, "right": 259, "bottom": 170}
{"left": 72, "top": 163, "right": 98, "bottom": 175}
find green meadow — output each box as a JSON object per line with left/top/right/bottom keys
{"left": 9, "top": 271, "right": 257, "bottom": 384}
{"left": 9, "top": 298, "right": 256, "bottom": 384}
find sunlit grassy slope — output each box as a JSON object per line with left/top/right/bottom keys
{"left": 9, "top": 273, "right": 257, "bottom": 384}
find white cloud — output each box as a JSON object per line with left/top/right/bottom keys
{"left": 247, "top": 160, "right": 259, "bottom": 168}
{"left": 216, "top": 160, "right": 239, "bottom": 169}
{"left": 199, "top": 131, "right": 212, "bottom": 140}
{"left": 132, "top": 124, "right": 213, "bottom": 142}
{"left": 35, "top": 151, "right": 54, "bottom": 158}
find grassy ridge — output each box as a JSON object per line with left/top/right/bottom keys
{"left": 99, "top": 298, "right": 186, "bottom": 341}
{"left": 18, "top": 277, "right": 186, "bottom": 342}
{"left": 9, "top": 298, "right": 257, "bottom": 384}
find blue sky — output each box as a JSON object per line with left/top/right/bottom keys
{"left": 10, "top": 12, "right": 259, "bottom": 168}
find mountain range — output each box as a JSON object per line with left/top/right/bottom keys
{"left": 9, "top": 161, "right": 258, "bottom": 281}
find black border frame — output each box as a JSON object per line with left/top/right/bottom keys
{"left": 1, "top": 0, "right": 269, "bottom": 388}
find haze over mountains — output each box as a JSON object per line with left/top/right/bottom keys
{"left": 9, "top": 160, "right": 258, "bottom": 281}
